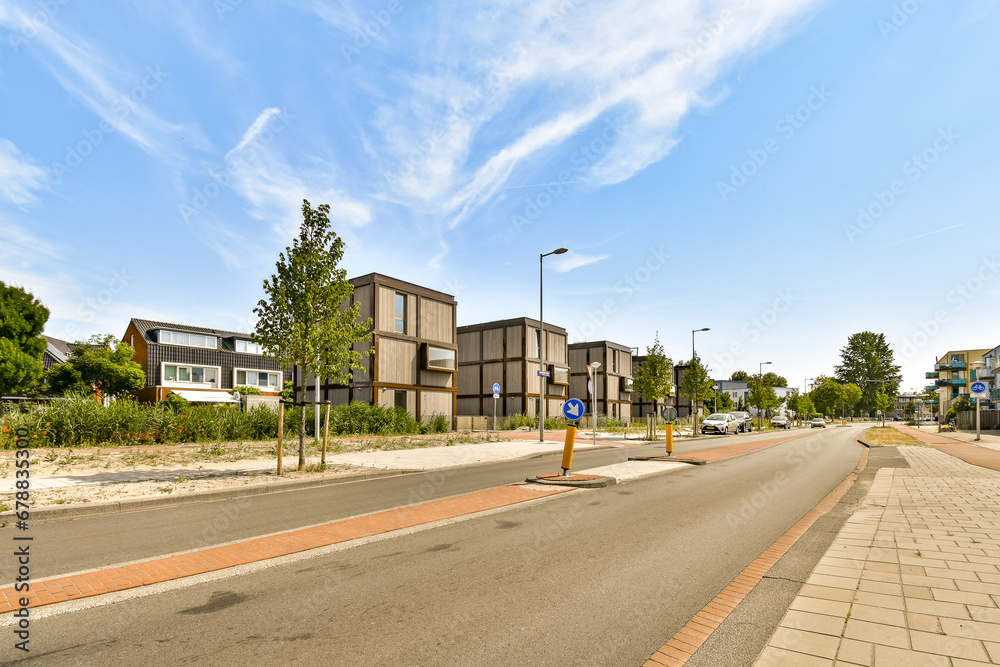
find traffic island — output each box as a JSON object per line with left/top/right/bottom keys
{"left": 527, "top": 472, "right": 617, "bottom": 488}
{"left": 628, "top": 455, "right": 707, "bottom": 465}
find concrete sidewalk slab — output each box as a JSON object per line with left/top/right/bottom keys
{"left": 753, "top": 446, "right": 1000, "bottom": 666}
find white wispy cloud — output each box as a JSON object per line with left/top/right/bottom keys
{"left": 224, "top": 109, "right": 373, "bottom": 241}
{"left": 0, "top": 139, "right": 46, "bottom": 206}
{"left": 552, "top": 251, "right": 610, "bottom": 273}
{"left": 0, "top": 2, "right": 202, "bottom": 162}
{"left": 352, "top": 0, "right": 819, "bottom": 230}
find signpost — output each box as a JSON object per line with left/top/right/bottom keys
{"left": 492, "top": 383, "right": 502, "bottom": 430}
{"left": 560, "top": 398, "right": 586, "bottom": 474}
{"left": 661, "top": 406, "right": 678, "bottom": 456}
{"left": 971, "top": 381, "right": 989, "bottom": 441}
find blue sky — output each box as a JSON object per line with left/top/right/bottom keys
{"left": 2, "top": 0, "right": 999, "bottom": 394}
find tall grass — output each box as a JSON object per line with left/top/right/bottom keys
{"left": 0, "top": 396, "right": 452, "bottom": 449}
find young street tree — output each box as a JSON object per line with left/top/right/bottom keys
{"left": 875, "top": 388, "right": 894, "bottom": 425}
{"left": 46, "top": 335, "right": 145, "bottom": 398}
{"left": 839, "top": 382, "right": 863, "bottom": 420}
{"left": 0, "top": 282, "right": 49, "bottom": 396}
{"left": 680, "top": 355, "right": 714, "bottom": 435}
{"left": 254, "top": 200, "right": 373, "bottom": 470}
{"left": 834, "top": 331, "right": 902, "bottom": 416}
{"left": 749, "top": 377, "right": 781, "bottom": 429}
{"left": 632, "top": 334, "right": 673, "bottom": 422}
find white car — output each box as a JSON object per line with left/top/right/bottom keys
{"left": 701, "top": 413, "right": 740, "bottom": 435}
{"left": 810, "top": 418, "right": 826, "bottom": 428}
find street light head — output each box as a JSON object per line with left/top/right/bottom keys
{"left": 695, "top": 327, "right": 710, "bottom": 332}
{"left": 553, "top": 247, "right": 569, "bottom": 255}
{"left": 763, "top": 361, "right": 772, "bottom": 365}
{"left": 590, "top": 361, "right": 601, "bottom": 369}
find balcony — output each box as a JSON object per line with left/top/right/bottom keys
{"left": 925, "top": 371, "right": 939, "bottom": 379}
{"left": 936, "top": 363, "right": 952, "bottom": 371}
{"left": 951, "top": 378, "right": 967, "bottom": 386}
{"left": 951, "top": 362, "right": 967, "bottom": 370}
{"left": 925, "top": 385, "right": 939, "bottom": 393}
{"left": 935, "top": 379, "right": 951, "bottom": 387}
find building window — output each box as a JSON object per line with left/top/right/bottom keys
{"left": 395, "top": 293, "right": 407, "bottom": 334}
{"left": 425, "top": 345, "right": 457, "bottom": 371}
{"left": 235, "top": 369, "right": 281, "bottom": 388}
{"left": 235, "top": 340, "right": 262, "bottom": 354}
{"left": 551, "top": 366, "right": 570, "bottom": 385}
{"left": 394, "top": 390, "right": 407, "bottom": 411}
{"left": 611, "top": 350, "right": 618, "bottom": 374}
{"left": 534, "top": 330, "right": 541, "bottom": 358}
{"left": 159, "top": 330, "right": 217, "bottom": 349}
{"left": 621, "top": 377, "right": 634, "bottom": 393}
{"left": 164, "top": 364, "right": 218, "bottom": 386}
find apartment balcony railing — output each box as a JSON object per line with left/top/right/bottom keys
{"left": 951, "top": 362, "right": 967, "bottom": 370}
{"left": 935, "top": 379, "right": 951, "bottom": 387}
{"left": 951, "top": 378, "right": 967, "bottom": 386}
{"left": 936, "top": 363, "right": 952, "bottom": 371}
{"left": 925, "top": 371, "right": 939, "bottom": 379}
{"left": 925, "top": 385, "right": 939, "bottom": 393}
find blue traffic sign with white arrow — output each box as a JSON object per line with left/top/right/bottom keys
{"left": 563, "top": 398, "right": 585, "bottom": 421}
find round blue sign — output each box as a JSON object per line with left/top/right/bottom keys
{"left": 563, "top": 398, "right": 586, "bottom": 421}
{"left": 971, "top": 381, "right": 987, "bottom": 394}
{"left": 492, "top": 383, "right": 502, "bottom": 394}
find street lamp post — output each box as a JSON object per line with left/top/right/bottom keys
{"left": 691, "top": 327, "right": 709, "bottom": 437}
{"left": 758, "top": 361, "right": 772, "bottom": 430}
{"left": 588, "top": 361, "right": 601, "bottom": 448}
{"left": 972, "top": 361, "right": 984, "bottom": 441}
{"left": 539, "top": 247, "right": 568, "bottom": 443}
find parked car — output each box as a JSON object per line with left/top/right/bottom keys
{"left": 810, "top": 417, "right": 826, "bottom": 428}
{"left": 770, "top": 415, "right": 791, "bottom": 429}
{"left": 728, "top": 411, "right": 753, "bottom": 433}
{"left": 702, "top": 413, "right": 740, "bottom": 435}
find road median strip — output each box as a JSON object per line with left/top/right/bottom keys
{"left": 0, "top": 484, "right": 567, "bottom": 614}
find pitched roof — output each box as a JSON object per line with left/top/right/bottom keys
{"left": 130, "top": 318, "right": 254, "bottom": 341}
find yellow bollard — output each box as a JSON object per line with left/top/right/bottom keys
{"left": 665, "top": 424, "right": 673, "bottom": 456}
{"left": 561, "top": 425, "right": 578, "bottom": 474}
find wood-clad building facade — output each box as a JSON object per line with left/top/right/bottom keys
{"left": 308, "top": 273, "right": 457, "bottom": 424}
{"left": 567, "top": 341, "right": 634, "bottom": 420}
{"left": 457, "top": 318, "right": 568, "bottom": 418}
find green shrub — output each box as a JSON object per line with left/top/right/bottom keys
{"left": 232, "top": 386, "right": 262, "bottom": 395}
{"left": 423, "top": 414, "right": 450, "bottom": 434}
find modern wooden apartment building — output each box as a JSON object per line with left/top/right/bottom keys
{"left": 567, "top": 341, "right": 633, "bottom": 420}
{"left": 457, "top": 318, "right": 568, "bottom": 419}
{"left": 630, "top": 360, "right": 693, "bottom": 420}
{"left": 306, "top": 273, "right": 458, "bottom": 424}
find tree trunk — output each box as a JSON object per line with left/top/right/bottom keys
{"left": 298, "top": 367, "right": 306, "bottom": 471}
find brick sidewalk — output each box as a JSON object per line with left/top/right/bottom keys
{"left": 893, "top": 424, "right": 1000, "bottom": 473}
{"left": 754, "top": 446, "right": 1000, "bottom": 666}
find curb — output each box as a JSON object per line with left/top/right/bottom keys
{"left": 857, "top": 437, "right": 873, "bottom": 448}
{"left": 628, "top": 456, "right": 706, "bottom": 465}
{"left": 1, "top": 469, "right": 415, "bottom": 524}
{"left": 527, "top": 473, "right": 617, "bottom": 489}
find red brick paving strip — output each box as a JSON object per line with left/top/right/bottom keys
{"left": 0, "top": 484, "right": 567, "bottom": 613}
{"left": 644, "top": 446, "right": 870, "bottom": 666}
{"left": 891, "top": 423, "right": 1000, "bottom": 472}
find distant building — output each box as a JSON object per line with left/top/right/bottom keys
{"left": 925, "top": 348, "right": 992, "bottom": 415}
{"left": 457, "top": 317, "right": 568, "bottom": 418}
{"left": 42, "top": 336, "right": 75, "bottom": 370}
{"left": 567, "top": 341, "right": 634, "bottom": 420}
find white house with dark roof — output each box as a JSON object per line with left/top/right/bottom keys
{"left": 122, "top": 318, "right": 286, "bottom": 404}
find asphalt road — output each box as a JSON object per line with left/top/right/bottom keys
{"left": 4, "top": 424, "right": 866, "bottom": 666}
{"left": 18, "top": 428, "right": 807, "bottom": 579}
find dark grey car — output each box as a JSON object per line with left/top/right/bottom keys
{"left": 728, "top": 411, "right": 753, "bottom": 433}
